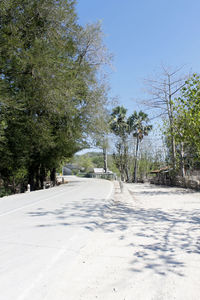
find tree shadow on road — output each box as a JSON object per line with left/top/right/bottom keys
{"left": 27, "top": 192, "right": 200, "bottom": 278}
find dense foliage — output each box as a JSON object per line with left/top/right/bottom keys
{"left": 0, "top": 0, "right": 110, "bottom": 194}
{"left": 173, "top": 74, "right": 200, "bottom": 174}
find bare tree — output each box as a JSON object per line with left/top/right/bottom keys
{"left": 142, "top": 65, "right": 188, "bottom": 169}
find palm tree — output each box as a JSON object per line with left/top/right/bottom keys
{"left": 110, "top": 106, "right": 128, "bottom": 138}
{"left": 110, "top": 106, "right": 130, "bottom": 181}
{"left": 128, "top": 111, "right": 152, "bottom": 182}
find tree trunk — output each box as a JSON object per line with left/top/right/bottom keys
{"left": 133, "top": 135, "right": 139, "bottom": 182}
{"left": 180, "top": 142, "right": 185, "bottom": 177}
{"left": 120, "top": 137, "right": 129, "bottom": 182}
{"left": 11, "top": 177, "right": 16, "bottom": 194}
{"left": 169, "top": 115, "right": 176, "bottom": 169}
{"left": 103, "top": 147, "right": 108, "bottom": 173}
{"left": 35, "top": 166, "right": 40, "bottom": 190}
{"left": 168, "top": 75, "right": 176, "bottom": 169}
{"left": 28, "top": 165, "right": 35, "bottom": 191}
{"left": 118, "top": 143, "right": 125, "bottom": 181}
{"left": 50, "top": 168, "right": 56, "bottom": 186}
{"left": 120, "top": 153, "right": 124, "bottom": 181}
{"left": 125, "top": 143, "right": 130, "bottom": 181}
{"left": 40, "top": 165, "right": 46, "bottom": 189}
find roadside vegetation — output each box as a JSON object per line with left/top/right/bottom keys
{"left": 109, "top": 68, "right": 200, "bottom": 185}
{"left": 0, "top": 0, "right": 111, "bottom": 195}
{"left": 68, "top": 152, "right": 119, "bottom": 176}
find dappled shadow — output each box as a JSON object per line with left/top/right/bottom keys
{"left": 126, "top": 182, "right": 198, "bottom": 196}
{"left": 132, "top": 190, "right": 197, "bottom": 196}
{"left": 27, "top": 189, "right": 200, "bottom": 277}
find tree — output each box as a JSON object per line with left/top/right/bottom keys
{"left": 0, "top": 0, "right": 111, "bottom": 193}
{"left": 128, "top": 111, "right": 152, "bottom": 182}
{"left": 90, "top": 91, "right": 111, "bottom": 174}
{"left": 143, "top": 66, "right": 187, "bottom": 169}
{"left": 110, "top": 106, "right": 130, "bottom": 181}
{"left": 173, "top": 74, "right": 200, "bottom": 173}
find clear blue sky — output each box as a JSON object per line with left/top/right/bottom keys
{"left": 76, "top": 0, "right": 200, "bottom": 113}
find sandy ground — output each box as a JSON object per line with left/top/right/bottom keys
{"left": 64, "top": 182, "right": 200, "bottom": 300}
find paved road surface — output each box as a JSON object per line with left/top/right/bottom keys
{"left": 1, "top": 179, "right": 200, "bottom": 300}
{"left": 0, "top": 177, "right": 113, "bottom": 300}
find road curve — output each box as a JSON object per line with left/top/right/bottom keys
{"left": 0, "top": 177, "right": 113, "bottom": 300}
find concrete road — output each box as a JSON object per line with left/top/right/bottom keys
{"left": 1, "top": 179, "right": 200, "bottom": 300}
{"left": 0, "top": 177, "right": 113, "bottom": 300}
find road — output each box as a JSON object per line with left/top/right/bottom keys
{"left": 0, "top": 177, "right": 113, "bottom": 300}
{"left": 0, "top": 179, "right": 200, "bottom": 300}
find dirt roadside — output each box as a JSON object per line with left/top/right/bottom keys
{"left": 51, "top": 182, "right": 200, "bottom": 300}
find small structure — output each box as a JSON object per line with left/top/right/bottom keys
{"left": 93, "top": 168, "right": 105, "bottom": 174}
{"left": 149, "top": 166, "right": 172, "bottom": 185}
{"left": 91, "top": 168, "right": 115, "bottom": 180}
{"left": 150, "top": 166, "right": 200, "bottom": 190}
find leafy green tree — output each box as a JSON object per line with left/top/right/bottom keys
{"left": 173, "top": 74, "right": 200, "bottom": 174}
{"left": 0, "top": 0, "right": 111, "bottom": 193}
{"left": 0, "top": 0, "right": 80, "bottom": 190}
{"left": 91, "top": 154, "right": 104, "bottom": 168}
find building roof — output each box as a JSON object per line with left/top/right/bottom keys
{"left": 150, "top": 166, "right": 171, "bottom": 174}
{"left": 93, "top": 168, "right": 105, "bottom": 174}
